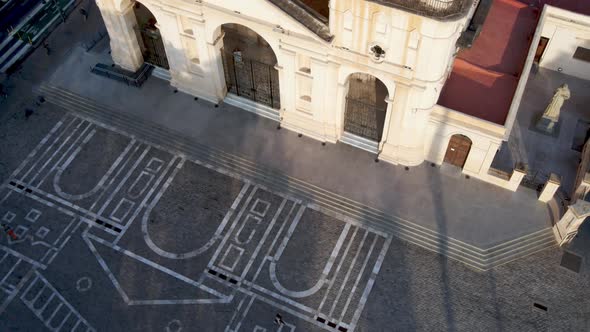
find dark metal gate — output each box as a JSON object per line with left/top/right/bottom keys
{"left": 344, "top": 97, "right": 386, "bottom": 142}
{"left": 138, "top": 27, "right": 169, "bottom": 69}
{"left": 221, "top": 49, "right": 280, "bottom": 110}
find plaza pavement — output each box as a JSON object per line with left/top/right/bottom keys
{"left": 0, "top": 3, "right": 588, "bottom": 331}
{"left": 44, "top": 46, "right": 552, "bottom": 250}
{"left": 0, "top": 107, "right": 588, "bottom": 332}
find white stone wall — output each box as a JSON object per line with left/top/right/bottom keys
{"left": 539, "top": 6, "right": 590, "bottom": 81}
{"left": 425, "top": 105, "right": 504, "bottom": 174}
{"left": 98, "top": 0, "right": 487, "bottom": 168}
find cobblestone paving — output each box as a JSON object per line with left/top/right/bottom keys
{"left": 0, "top": 114, "right": 394, "bottom": 331}
{"left": 0, "top": 112, "right": 588, "bottom": 332}
{"left": 1, "top": 1, "right": 589, "bottom": 328}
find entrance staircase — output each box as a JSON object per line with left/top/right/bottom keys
{"left": 151, "top": 66, "right": 171, "bottom": 82}
{"left": 340, "top": 132, "right": 379, "bottom": 154}
{"left": 36, "top": 84, "right": 558, "bottom": 271}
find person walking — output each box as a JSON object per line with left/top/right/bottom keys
{"left": 274, "top": 313, "right": 285, "bottom": 326}
{"left": 42, "top": 41, "right": 51, "bottom": 55}
{"left": 79, "top": 8, "right": 88, "bottom": 21}
{"left": 1, "top": 223, "right": 17, "bottom": 240}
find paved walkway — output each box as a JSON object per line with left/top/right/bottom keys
{"left": 43, "top": 46, "right": 552, "bottom": 248}
{"left": 494, "top": 68, "right": 590, "bottom": 193}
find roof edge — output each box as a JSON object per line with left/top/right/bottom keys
{"left": 366, "top": 0, "right": 476, "bottom": 21}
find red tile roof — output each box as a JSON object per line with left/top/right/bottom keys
{"left": 438, "top": 0, "right": 539, "bottom": 125}
{"left": 541, "top": 0, "right": 590, "bottom": 16}
{"left": 437, "top": 60, "right": 519, "bottom": 124}
{"left": 438, "top": 0, "right": 587, "bottom": 125}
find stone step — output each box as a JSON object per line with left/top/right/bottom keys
{"left": 224, "top": 93, "right": 280, "bottom": 122}
{"left": 486, "top": 237, "right": 557, "bottom": 268}
{"left": 151, "top": 66, "right": 171, "bottom": 81}
{"left": 39, "top": 84, "right": 552, "bottom": 272}
{"left": 37, "top": 84, "right": 557, "bottom": 270}
{"left": 479, "top": 230, "right": 555, "bottom": 260}
{"left": 340, "top": 132, "right": 379, "bottom": 154}
{"left": 37, "top": 84, "right": 558, "bottom": 270}
{"left": 38, "top": 84, "right": 493, "bottom": 266}
{"left": 43, "top": 85, "right": 556, "bottom": 260}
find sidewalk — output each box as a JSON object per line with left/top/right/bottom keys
{"left": 43, "top": 46, "right": 552, "bottom": 248}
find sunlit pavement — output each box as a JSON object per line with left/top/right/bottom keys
{"left": 0, "top": 2, "right": 589, "bottom": 331}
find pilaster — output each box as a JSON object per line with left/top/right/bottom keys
{"left": 97, "top": 0, "right": 143, "bottom": 71}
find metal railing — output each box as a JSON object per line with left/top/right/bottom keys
{"left": 371, "top": 0, "right": 473, "bottom": 20}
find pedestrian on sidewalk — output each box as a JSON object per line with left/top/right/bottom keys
{"left": 274, "top": 313, "right": 285, "bottom": 326}
{"left": 0, "top": 84, "right": 7, "bottom": 100}
{"left": 1, "top": 223, "right": 17, "bottom": 240}
{"left": 79, "top": 8, "right": 88, "bottom": 21}
{"left": 42, "top": 41, "right": 51, "bottom": 56}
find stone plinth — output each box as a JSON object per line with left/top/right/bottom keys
{"left": 553, "top": 200, "right": 590, "bottom": 246}
{"left": 539, "top": 173, "right": 561, "bottom": 203}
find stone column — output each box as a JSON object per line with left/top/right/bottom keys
{"left": 205, "top": 31, "right": 227, "bottom": 103}
{"left": 322, "top": 61, "right": 340, "bottom": 142}
{"left": 96, "top": 0, "right": 143, "bottom": 71}
{"left": 379, "top": 97, "right": 394, "bottom": 151}
{"left": 539, "top": 173, "right": 561, "bottom": 203}
{"left": 277, "top": 48, "right": 296, "bottom": 122}
{"left": 275, "top": 64, "right": 287, "bottom": 118}
{"left": 396, "top": 107, "right": 431, "bottom": 166}
{"left": 379, "top": 84, "right": 435, "bottom": 166}
{"left": 553, "top": 200, "right": 590, "bottom": 246}
{"left": 334, "top": 81, "right": 348, "bottom": 139}
{"left": 151, "top": 9, "right": 185, "bottom": 82}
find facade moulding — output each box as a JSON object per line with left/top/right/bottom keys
{"left": 366, "top": 0, "right": 475, "bottom": 21}
{"left": 430, "top": 105, "right": 505, "bottom": 140}
{"left": 328, "top": 50, "right": 414, "bottom": 82}
{"left": 280, "top": 40, "right": 331, "bottom": 59}
{"left": 200, "top": 0, "right": 329, "bottom": 45}
{"left": 164, "top": 0, "right": 204, "bottom": 16}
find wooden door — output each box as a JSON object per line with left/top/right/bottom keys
{"left": 534, "top": 37, "right": 549, "bottom": 63}
{"left": 444, "top": 135, "right": 472, "bottom": 168}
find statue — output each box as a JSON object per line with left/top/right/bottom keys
{"left": 536, "top": 84, "right": 570, "bottom": 134}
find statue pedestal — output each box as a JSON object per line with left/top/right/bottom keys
{"left": 536, "top": 116, "right": 556, "bottom": 133}
{"left": 532, "top": 114, "right": 560, "bottom": 137}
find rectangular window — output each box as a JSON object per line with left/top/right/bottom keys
{"left": 573, "top": 46, "right": 590, "bottom": 62}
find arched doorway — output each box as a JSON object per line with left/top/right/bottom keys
{"left": 444, "top": 134, "right": 472, "bottom": 168}
{"left": 220, "top": 24, "right": 280, "bottom": 109}
{"left": 133, "top": 2, "right": 169, "bottom": 69}
{"left": 343, "top": 73, "right": 388, "bottom": 145}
